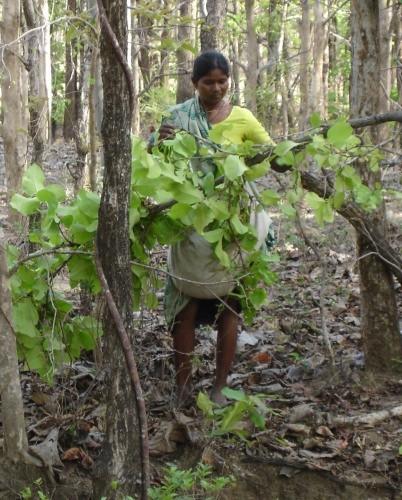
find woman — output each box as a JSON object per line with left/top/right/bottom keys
{"left": 155, "top": 51, "right": 277, "bottom": 406}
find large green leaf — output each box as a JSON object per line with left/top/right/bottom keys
{"left": 327, "top": 120, "right": 353, "bottom": 148}
{"left": 10, "top": 194, "right": 40, "bottom": 215}
{"left": 12, "top": 298, "right": 39, "bottom": 337}
{"left": 22, "top": 164, "right": 45, "bottom": 195}
{"left": 223, "top": 155, "right": 247, "bottom": 181}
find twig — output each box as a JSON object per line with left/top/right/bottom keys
{"left": 94, "top": 247, "right": 150, "bottom": 499}
{"left": 329, "top": 405, "right": 402, "bottom": 427}
{"left": 295, "top": 210, "right": 334, "bottom": 365}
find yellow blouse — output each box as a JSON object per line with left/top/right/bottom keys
{"left": 210, "top": 106, "right": 274, "bottom": 145}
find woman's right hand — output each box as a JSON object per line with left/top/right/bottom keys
{"left": 158, "top": 122, "right": 176, "bottom": 141}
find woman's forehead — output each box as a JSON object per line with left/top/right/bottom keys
{"left": 200, "top": 68, "right": 229, "bottom": 80}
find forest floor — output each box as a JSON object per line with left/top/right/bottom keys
{"left": 0, "top": 139, "right": 401, "bottom": 499}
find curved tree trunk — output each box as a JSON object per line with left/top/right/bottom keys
{"left": 94, "top": 0, "right": 141, "bottom": 496}
{"left": 350, "top": 0, "right": 402, "bottom": 372}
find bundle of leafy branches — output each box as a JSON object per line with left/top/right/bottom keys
{"left": 7, "top": 119, "right": 385, "bottom": 382}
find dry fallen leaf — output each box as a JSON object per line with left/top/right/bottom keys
{"left": 250, "top": 352, "right": 273, "bottom": 364}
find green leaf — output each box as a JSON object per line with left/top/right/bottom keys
{"left": 12, "top": 298, "right": 39, "bottom": 337}
{"left": 249, "top": 288, "right": 267, "bottom": 308}
{"left": 305, "top": 193, "right": 334, "bottom": 225}
{"left": 221, "top": 387, "right": 247, "bottom": 401}
{"left": 309, "top": 112, "right": 321, "bottom": 128}
{"left": 24, "top": 346, "right": 48, "bottom": 372}
{"left": 244, "top": 161, "right": 270, "bottom": 181}
{"left": 37, "top": 184, "right": 66, "bottom": 204}
{"left": 68, "top": 255, "right": 100, "bottom": 293}
{"left": 22, "top": 164, "right": 45, "bottom": 195}
{"left": 274, "top": 140, "right": 299, "bottom": 157}
{"left": 76, "top": 190, "right": 100, "bottom": 219}
{"left": 196, "top": 392, "right": 214, "bottom": 418}
{"left": 10, "top": 194, "right": 40, "bottom": 215}
{"left": 230, "top": 214, "right": 248, "bottom": 235}
{"left": 260, "top": 189, "right": 280, "bottom": 206}
{"left": 214, "top": 238, "right": 231, "bottom": 268}
{"left": 192, "top": 205, "right": 214, "bottom": 233}
{"left": 327, "top": 120, "right": 353, "bottom": 148}
{"left": 223, "top": 155, "right": 247, "bottom": 181}
{"left": 399, "top": 445, "right": 402, "bottom": 456}
{"left": 203, "top": 228, "right": 223, "bottom": 243}
{"left": 168, "top": 203, "right": 192, "bottom": 220}
{"left": 219, "top": 401, "right": 248, "bottom": 433}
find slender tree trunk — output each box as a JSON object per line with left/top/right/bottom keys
{"left": 130, "top": 0, "right": 140, "bottom": 133}
{"left": 176, "top": 0, "right": 194, "bottom": 103}
{"left": 0, "top": 242, "right": 30, "bottom": 463}
{"left": 200, "top": 0, "right": 226, "bottom": 52}
{"left": 1, "top": 0, "right": 28, "bottom": 224}
{"left": 311, "top": 0, "right": 327, "bottom": 116}
{"left": 95, "top": 0, "right": 141, "bottom": 496}
{"left": 350, "top": 0, "right": 402, "bottom": 372}
{"left": 245, "top": 0, "right": 258, "bottom": 115}
{"left": 298, "top": 0, "right": 311, "bottom": 131}
{"left": 64, "top": 0, "right": 79, "bottom": 140}
{"left": 23, "top": 0, "right": 52, "bottom": 164}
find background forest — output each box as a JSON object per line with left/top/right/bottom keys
{"left": 0, "top": 1, "right": 401, "bottom": 499}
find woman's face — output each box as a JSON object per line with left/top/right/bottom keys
{"left": 193, "top": 68, "right": 229, "bottom": 106}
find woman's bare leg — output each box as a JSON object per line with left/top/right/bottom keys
{"left": 172, "top": 299, "right": 198, "bottom": 404}
{"left": 211, "top": 299, "right": 239, "bottom": 404}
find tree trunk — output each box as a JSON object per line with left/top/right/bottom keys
{"left": 23, "top": 0, "right": 52, "bottom": 164}
{"left": 176, "top": 0, "right": 194, "bottom": 103}
{"left": 64, "top": 0, "right": 79, "bottom": 140}
{"left": 245, "top": 0, "right": 258, "bottom": 115}
{"left": 350, "top": 0, "right": 402, "bottom": 372}
{"left": 0, "top": 241, "right": 30, "bottom": 463}
{"left": 298, "top": 0, "right": 311, "bottom": 131}
{"left": 130, "top": 0, "right": 141, "bottom": 134}
{"left": 95, "top": 0, "right": 141, "bottom": 496}
{"left": 200, "top": 0, "right": 226, "bottom": 52}
{"left": 311, "top": 0, "right": 327, "bottom": 117}
{"left": 1, "top": 0, "right": 28, "bottom": 224}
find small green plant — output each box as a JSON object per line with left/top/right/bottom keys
{"left": 399, "top": 444, "right": 402, "bottom": 456}
{"left": 19, "top": 478, "right": 49, "bottom": 500}
{"left": 148, "top": 463, "right": 234, "bottom": 500}
{"left": 197, "top": 387, "right": 272, "bottom": 439}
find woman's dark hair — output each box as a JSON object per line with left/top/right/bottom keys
{"left": 192, "top": 51, "right": 230, "bottom": 83}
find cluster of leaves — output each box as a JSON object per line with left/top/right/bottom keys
{"left": 148, "top": 463, "right": 235, "bottom": 500}
{"left": 271, "top": 116, "right": 384, "bottom": 226}
{"left": 131, "top": 131, "right": 281, "bottom": 322}
{"left": 8, "top": 165, "right": 101, "bottom": 382}
{"left": 197, "top": 388, "right": 272, "bottom": 439}
{"left": 8, "top": 117, "right": 383, "bottom": 381}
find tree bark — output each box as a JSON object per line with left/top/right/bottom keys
{"left": 311, "top": 0, "right": 327, "bottom": 117}
{"left": 94, "top": 0, "right": 141, "bottom": 496}
{"left": 176, "top": 0, "right": 194, "bottom": 103}
{"left": 200, "top": 0, "right": 226, "bottom": 52}
{"left": 245, "top": 0, "right": 258, "bottom": 114}
{"left": 64, "top": 0, "right": 79, "bottom": 140}
{"left": 23, "top": 0, "right": 52, "bottom": 163}
{"left": 0, "top": 241, "right": 29, "bottom": 463}
{"left": 1, "top": 0, "right": 28, "bottom": 224}
{"left": 350, "top": 0, "right": 402, "bottom": 372}
{"left": 298, "top": 0, "right": 311, "bottom": 131}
